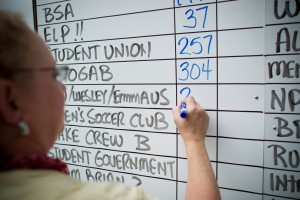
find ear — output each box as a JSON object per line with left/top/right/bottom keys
{"left": 0, "top": 79, "right": 22, "bottom": 125}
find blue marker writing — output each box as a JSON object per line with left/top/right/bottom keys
{"left": 180, "top": 103, "right": 188, "bottom": 118}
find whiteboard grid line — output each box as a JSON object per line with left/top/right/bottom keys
{"left": 63, "top": 124, "right": 179, "bottom": 135}
{"left": 265, "top": 21, "right": 300, "bottom": 26}
{"left": 63, "top": 83, "right": 266, "bottom": 86}
{"left": 36, "top": 0, "right": 71, "bottom": 7}
{"left": 263, "top": 193, "right": 300, "bottom": 200}
{"left": 218, "top": 136, "right": 299, "bottom": 144}
{"left": 262, "top": 1, "right": 266, "bottom": 195}
{"left": 55, "top": 54, "right": 265, "bottom": 65}
{"left": 172, "top": 0, "right": 179, "bottom": 199}
{"left": 44, "top": 26, "right": 264, "bottom": 46}
{"left": 265, "top": 112, "right": 300, "bottom": 115}
{"left": 64, "top": 105, "right": 265, "bottom": 113}
{"left": 54, "top": 142, "right": 180, "bottom": 159}
{"left": 37, "top": 7, "right": 175, "bottom": 26}
{"left": 54, "top": 54, "right": 265, "bottom": 65}
{"left": 265, "top": 53, "right": 300, "bottom": 56}
{"left": 219, "top": 187, "right": 263, "bottom": 195}
{"left": 215, "top": 0, "right": 220, "bottom": 183}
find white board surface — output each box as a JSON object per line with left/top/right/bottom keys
{"left": 34, "top": 0, "right": 300, "bottom": 200}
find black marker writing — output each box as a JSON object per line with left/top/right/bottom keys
{"left": 43, "top": 3, "right": 74, "bottom": 23}
{"left": 274, "top": 0, "right": 300, "bottom": 19}
{"left": 268, "top": 60, "right": 300, "bottom": 79}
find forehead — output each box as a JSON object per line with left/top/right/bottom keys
{"left": 25, "top": 31, "right": 56, "bottom": 70}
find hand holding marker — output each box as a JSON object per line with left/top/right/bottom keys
{"left": 180, "top": 102, "right": 188, "bottom": 118}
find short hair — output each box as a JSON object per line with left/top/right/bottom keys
{"left": 0, "top": 11, "right": 35, "bottom": 78}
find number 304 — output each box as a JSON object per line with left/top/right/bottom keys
{"left": 178, "top": 59, "right": 212, "bottom": 81}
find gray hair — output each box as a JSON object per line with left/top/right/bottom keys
{"left": 0, "top": 10, "right": 34, "bottom": 78}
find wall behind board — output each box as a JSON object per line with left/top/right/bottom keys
{"left": 0, "top": 0, "right": 34, "bottom": 30}
{"left": 34, "top": 0, "right": 299, "bottom": 200}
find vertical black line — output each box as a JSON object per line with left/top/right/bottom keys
{"left": 215, "top": 0, "right": 219, "bottom": 183}
{"left": 173, "top": 1, "right": 179, "bottom": 200}
{"left": 262, "top": 0, "right": 266, "bottom": 197}
{"left": 32, "top": 0, "right": 38, "bottom": 32}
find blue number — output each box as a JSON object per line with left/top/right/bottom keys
{"left": 196, "top": 6, "right": 208, "bottom": 28}
{"left": 183, "top": 6, "right": 208, "bottom": 29}
{"left": 180, "top": 87, "right": 191, "bottom": 98}
{"left": 203, "top": 34, "right": 212, "bottom": 54}
{"left": 178, "top": 37, "right": 191, "bottom": 55}
{"left": 191, "top": 37, "right": 203, "bottom": 54}
{"left": 179, "top": 62, "right": 189, "bottom": 81}
{"left": 179, "top": 35, "right": 212, "bottom": 55}
{"left": 178, "top": 59, "right": 212, "bottom": 81}
{"left": 184, "top": 9, "right": 197, "bottom": 28}
{"left": 202, "top": 59, "right": 212, "bottom": 80}
{"left": 190, "top": 63, "right": 201, "bottom": 80}
{"left": 177, "top": 0, "right": 183, "bottom": 6}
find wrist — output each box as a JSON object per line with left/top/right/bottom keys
{"left": 184, "top": 140, "right": 207, "bottom": 156}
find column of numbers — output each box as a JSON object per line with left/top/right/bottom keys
{"left": 175, "top": 1, "right": 218, "bottom": 199}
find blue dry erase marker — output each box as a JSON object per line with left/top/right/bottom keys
{"left": 180, "top": 103, "right": 188, "bottom": 118}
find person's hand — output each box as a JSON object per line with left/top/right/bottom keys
{"left": 172, "top": 96, "right": 209, "bottom": 144}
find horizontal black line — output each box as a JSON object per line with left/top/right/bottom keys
{"left": 44, "top": 27, "right": 264, "bottom": 46}
{"left": 216, "top": 110, "right": 264, "bottom": 113}
{"left": 217, "top": 161, "right": 264, "bottom": 169}
{"left": 37, "top": 7, "right": 174, "bottom": 27}
{"left": 218, "top": 136, "right": 300, "bottom": 144}
{"left": 66, "top": 162, "right": 176, "bottom": 182}
{"left": 217, "top": 0, "right": 239, "bottom": 3}
{"left": 265, "top": 53, "right": 300, "bottom": 56}
{"left": 64, "top": 83, "right": 216, "bottom": 86}
{"left": 59, "top": 58, "right": 174, "bottom": 65}
{"left": 217, "top": 162, "right": 300, "bottom": 173}
{"left": 266, "top": 21, "right": 300, "bottom": 27}
{"left": 263, "top": 193, "right": 300, "bottom": 200}
{"left": 263, "top": 166, "right": 300, "bottom": 173}
{"left": 55, "top": 54, "right": 265, "bottom": 65}
{"left": 266, "top": 139, "right": 300, "bottom": 145}
{"left": 36, "top": 0, "right": 70, "bottom": 6}
{"left": 65, "top": 104, "right": 172, "bottom": 110}
{"left": 219, "top": 54, "right": 264, "bottom": 58}
{"left": 47, "top": 32, "right": 173, "bottom": 46}
{"left": 266, "top": 83, "right": 300, "bottom": 85}
{"left": 54, "top": 143, "right": 178, "bottom": 159}
{"left": 218, "top": 26, "right": 264, "bottom": 32}
{"left": 219, "top": 187, "right": 263, "bottom": 195}
{"left": 64, "top": 105, "right": 264, "bottom": 113}
{"left": 64, "top": 106, "right": 264, "bottom": 114}
{"left": 265, "top": 112, "right": 300, "bottom": 115}
{"left": 217, "top": 137, "right": 264, "bottom": 142}
{"left": 63, "top": 83, "right": 265, "bottom": 86}
{"left": 36, "top": 0, "right": 238, "bottom": 8}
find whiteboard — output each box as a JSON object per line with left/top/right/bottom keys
{"left": 34, "top": 0, "right": 300, "bottom": 200}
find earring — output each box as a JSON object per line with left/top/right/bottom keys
{"left": 18, "top": 121, "right": 30, "bottom": 136}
